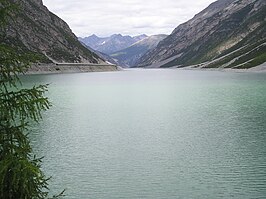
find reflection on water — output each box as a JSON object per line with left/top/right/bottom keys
{"left": 22, "top": 70, "right": 266, "bottom": 199}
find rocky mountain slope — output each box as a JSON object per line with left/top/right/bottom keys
{"left": 3, "top": 0, "right": 103, "bottom": 64}
{"left": 79, "top": 42, "right": 118, "bottom": 65}
{"left": 138, "top": 0, "right": 266, "bottom": 69}
{"left": 79, "top": 34, "right": 148, "bottom": 55}
{"left": 110, "top": 34, "right": 167, "bottom": 67}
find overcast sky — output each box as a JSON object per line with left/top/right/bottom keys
{"left": 42, "top": 0, "right": 215, "bottom": 38}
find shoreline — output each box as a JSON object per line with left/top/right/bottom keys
{"left": 26, "top": 63, "right": 120, "bottom": 75}
{"left": 25, "top": 62, "right": 266, "bottom": 75}
{"left": 172, "top": 62, "right": 266, "bottom": 73}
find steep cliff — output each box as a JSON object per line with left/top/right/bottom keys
{"left": 3, "top": 0, "right": 103, "bottom": 64}
{"left": 138, "top": 0, "right": 266, "bottom": 69}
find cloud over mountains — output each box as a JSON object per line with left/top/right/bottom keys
{"left": 43, "top": 0, "right": 215, "bottom": 37}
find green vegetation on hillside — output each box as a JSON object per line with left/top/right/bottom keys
{"left": 202, "top": 39, "right": 266, "bottom": 68}
{"left": 157, "top": 1, "right": 266, "bottom": 69}
{"left": 235, "top": 52, "right": 266, "bottom": 69}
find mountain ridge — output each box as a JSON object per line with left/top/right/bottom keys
{"left": 110, "top": 34, "right": 168, "bottom": 67}
{"left": 3, "top": 0, "right": 104, "bottom": 64}
{"left": 138, "top": 0, "right": 266, "bottom": 69}
{"left": 79, "top": 34, "right": 148, "bottom": 55}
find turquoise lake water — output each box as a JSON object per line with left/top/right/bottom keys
{"left": 22, "top": 69, "right": 266, "bottom": 199}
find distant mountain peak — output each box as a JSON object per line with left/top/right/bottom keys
{"left": 90, "top": 34, "right": 99, "bottom": 38}
{"left": 110, "top": 34, "right": 168, "bottom": 68}
{"left": 134, "top": 34, "right": 148, "bottom": 38}
{"left": 79, "top": 34, "right": 149, "bottom": 54}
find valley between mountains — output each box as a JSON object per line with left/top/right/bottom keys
{"left": 2, "top": 0, "right": 266, "bottom": 73}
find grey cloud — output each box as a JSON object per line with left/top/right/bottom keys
{"left": 43, "top": 0, "right": 215, "bottom": 37}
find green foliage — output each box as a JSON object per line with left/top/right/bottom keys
{"left": 0, "top": 0, "right": 16, "bottom": 27}
{"left": 235, "top": 51, "right": 266, "bottom": 69}
{"left": 0, "top": 0, "right": 64, "bottom": 198}
{"left": 201, "top": 38, "right": 266, "bottom": 69}
{"left": 227, "top": 44, "right": 266, "bottom": 68}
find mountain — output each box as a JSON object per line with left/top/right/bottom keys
{"left": 138, "top": 0, "right": 266, "bottom": 69}
{"left": 110, "top": 34, "right": 167, "bottom": 67}
{"left": 79, "top": 41, "right": 118, "bottom": 65}
{"left": 79, "top": 34, "right": 148, "bottom": 55}
{"left": 132, "top": 34, "right": 149, "bottom": 42}
{"left": 3, "top": 0, "right": 103, "bottom": 64}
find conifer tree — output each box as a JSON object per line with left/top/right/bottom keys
{"left": 0, "top": 0, "right": 63, "bottom": 198}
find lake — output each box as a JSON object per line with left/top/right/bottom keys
{"left": 22, "top": 69, "right": 266, "bottom": 199}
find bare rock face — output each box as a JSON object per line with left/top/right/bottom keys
{"left": 4, "top": 0, "right": 103, "bottom": 63}
{"left": 35, "top": 0, "right": 43, "bottom": 6}
{"left": 138, "top": 0, "right": 266, "bottom": 69}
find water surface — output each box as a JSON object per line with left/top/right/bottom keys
{"left": 22, "top": 69, "right": 266, "bottom": 198}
